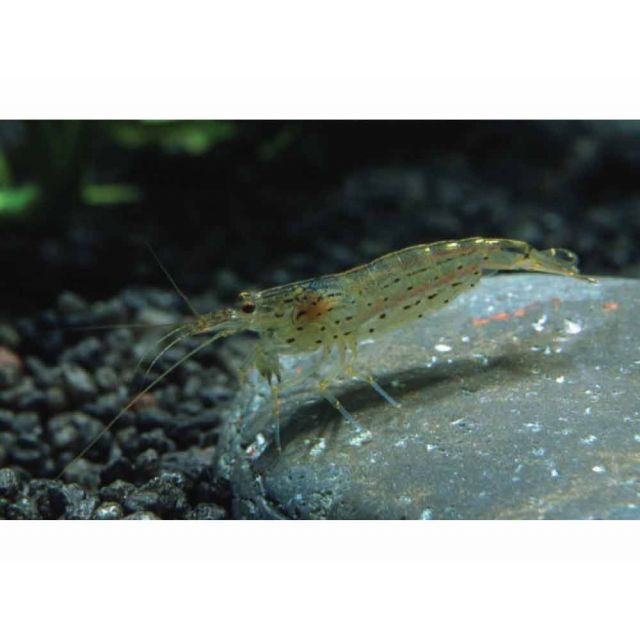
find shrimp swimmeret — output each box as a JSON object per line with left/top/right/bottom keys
{"left": 61, "top": 237, "right": 597, "bottom": 472}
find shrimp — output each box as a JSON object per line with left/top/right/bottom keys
{"left": 59, "top": 237, "right": 596, "bottom": 474}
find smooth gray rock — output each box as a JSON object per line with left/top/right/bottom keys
{"left": 217, "top": 275, "right": 640, "bottom": 519}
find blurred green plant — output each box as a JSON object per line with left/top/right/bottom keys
{"left": 108, "top": 120, "right": 237, "bottom": 155}
{"left": 0, "top": 148, "right": 38, "bottom": 218}
{"left": 81, "top": 183, "right": 143, "bottom": 206}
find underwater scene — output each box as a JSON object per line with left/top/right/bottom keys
{"left": 1, "top": 120, "right": 639, "bottom": 519}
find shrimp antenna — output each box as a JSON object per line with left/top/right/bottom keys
{"left": 145, "top": 242, "right": 201, "bottom": 319}
{"left": 56, "top": 326, "right": 234, "bottom": 479}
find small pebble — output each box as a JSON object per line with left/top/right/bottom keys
{"left": 57, "top": 291, "right": 89, "bottom": 314}
{"left": 124, "top": 511, "right": 161, "bottom": 520}
{"left": 62, "top": 364, "right": 97, "bottom": 402}
{"left": 0, "top": 468, "right": 21, "bottom": 500}
{"left": 94, "top": 501, "right": 124, "bottom": 520}
{"left": 0, "top": 324, "right": 20, "bottom": 349}
{"left": 186, "top": 503, "right": 227, "bottom": 520}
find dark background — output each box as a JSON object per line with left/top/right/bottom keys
{"left": 1, "top": 121, "right": 639, "bottom": 316}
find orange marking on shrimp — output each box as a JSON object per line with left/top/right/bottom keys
{"left": 294, "top": 295, "right": 334, "bottom": 323}
{"left": 379, "top": 262, "right": 482, "bottom": 315}
{"left": 602, "top": 301, "right": 619, "bottom": 311}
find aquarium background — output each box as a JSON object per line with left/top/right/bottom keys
{"left": 1, "top": 121, "right": 639, "bottom": 315}
{"left": 1, "top": 120, "right": 640, "bottom": 520}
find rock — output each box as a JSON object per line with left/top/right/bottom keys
{"left": 94, "top": 366, "right": 120, "bottom": 391}
{"left": 220, "top": 275, "right": 640, "bottom": 519}
{"left": 62, "top": 364, "right": 97, "bottom": 402}
{"left": 99, "top": 479, "right": 135, "bottom": 503}
{"left": 94, "top": 501, "right": 124, "bottom": 520}
{"left": 186, "top": 503, "right": 227, "bottom": 519}
{"left": 0, "top": 468, "right": 21, "bottom": 500}
{"left": 6, "top": 496, "right": 41, "bottom": 519}
{"left": 57, "top": 291, "right": 89, "bottom": 314}
{"left": 61, "top": 337, "right": 103, "bottom": 369}
{"left": 0, "top": 324, "right": 20, "bottom": 349}
{"left": 0, "top": 346, "right": 22, "bottom": 389}
{"left": 124, "top": 511, "right": 161, "bottom": 520}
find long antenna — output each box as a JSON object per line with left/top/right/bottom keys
{"left": 56, "top": 327, "right": 231, "bottom": 479}
{"left": 145, "top": 242, "right": 201, "bottom": 319}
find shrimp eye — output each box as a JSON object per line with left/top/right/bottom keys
{"left": 238, "top": 292, "right": 256, "bottom": 314}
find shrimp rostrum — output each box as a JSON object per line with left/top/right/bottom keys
{"left": 62, "top": 237, "right": 596, "bottom": 470}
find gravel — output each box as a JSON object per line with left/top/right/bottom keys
{"left": 0, "top": 287, "right": 233, "bottom": 519}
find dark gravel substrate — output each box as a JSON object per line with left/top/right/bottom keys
{"left": 0, "top": 287, "right": 240, "bottom": 519}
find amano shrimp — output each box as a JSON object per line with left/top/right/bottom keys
{"left": 61, "top": 237, "right": 596, "bottom": 472}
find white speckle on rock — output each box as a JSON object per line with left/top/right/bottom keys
{"left": 420, "top": 508, "right": 433, "bottom": 520}
{"left": 532, "top": 314, "right": 548, "bottom": 332}
{"left": 246, "top": 433, "right": 268, "bottom": 460}
{"left": 564, "top": 319, "right": 582, "bottom": 335}
{"left": 585, "top": 407, "right": 592, "bottom": 416}
{"left": 592, "top": 465, "right": 606, "bottom": 474}
{"left": 309, "top": 437, "right": 327, "bottom": 457}
{"left": 555, "top": 375, "right": 565, "bottom": 383}
{"left": 581, "top": 434, "right": 597, "bottom": 445}
{"left": 349, "top": 429, "right": 373, "bottom": 446}
{"left": 435, "top": 343, "right": 452, "bottom": 353}
{"left": 634, "top": 434, "right": 640, "bottom": 443}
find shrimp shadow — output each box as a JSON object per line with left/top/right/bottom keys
{"left": 253, "top": 339, "right": 580, "bottom": 465}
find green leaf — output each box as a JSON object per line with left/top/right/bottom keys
{"left": 81, "top": 183, "right": 143, "bottom": 206}
{"left": 0, "top": 184, "right": 39, "bottom": 217}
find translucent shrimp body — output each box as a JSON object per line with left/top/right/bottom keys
{"left": 229, "top": 238, "right": 594, "bottom": 378}
{"left": 59, "top": 237, "right": 596, "bottom": 472}
{"left": 192, "top": 237, "right": 594, "bottom": 446}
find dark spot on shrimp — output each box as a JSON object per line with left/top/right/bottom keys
{"left": 286, "top": 338, "right": 295, "bottom": 343}
{"left": 274, "top": 312, "right": 284, "bottom": 318}
{"left": 343, "top": 331, "right": 352, "bottom": 336}
{"left": 394, "top": 277, "right": 400, "bottom": 283}
{"left": 315, "top": 339, "right": 323, "bottom": 344}
{"left": 402, "top": 304, "right": 412, "bottom": 310}
{"left": 379, "top": 313, "right": 387, "bottom": 319}
{"left": 406, "top": 285, "right": 414, "bottom": 291}
{"left": 451, "top": 282, "right": 463, "bottom": 287}
{"left": 369, "top": 328, "right": 375, "bottom": 333}
{"left": 427, "top": 293, "right": 438, "bottom": 300}
{"left": 345, "top": 316, "right": 353, "bottom": 320}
